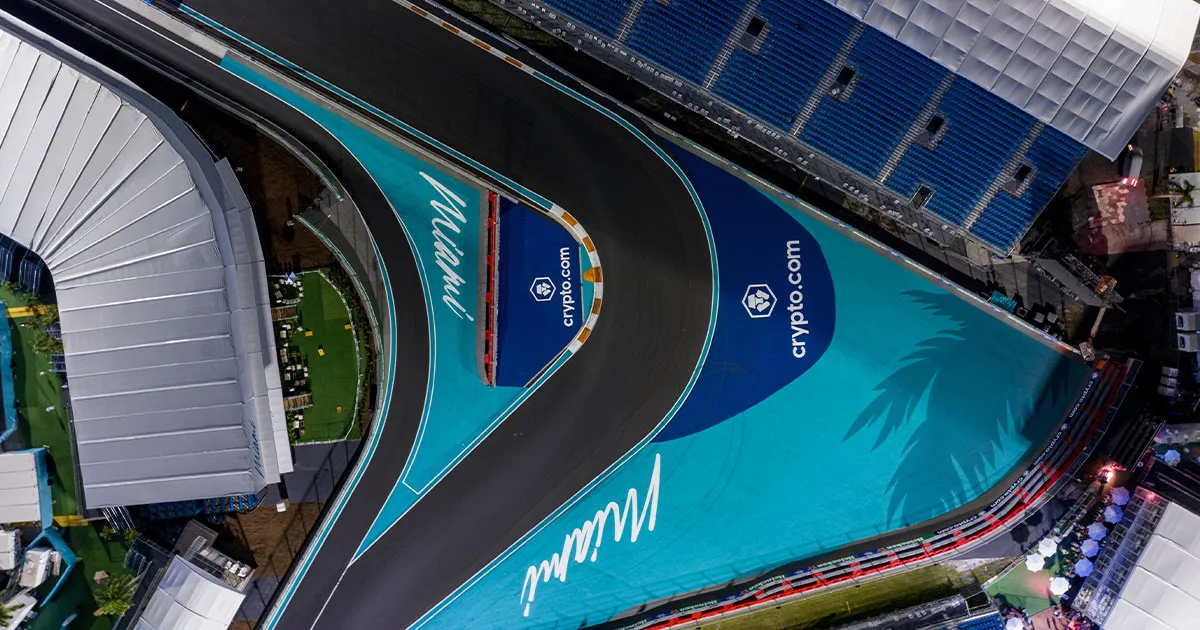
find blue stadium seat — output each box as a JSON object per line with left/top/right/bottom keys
{"left": 538, "top": 0, "right": 629, "bottom": 38}
{"left": 800, "top": 28, "right": 946, "bottom": 178}
{"left": 970, "top": 128, "right": 1088, "bottom": 251}
{"left": 885, "top": 78, "right": 1035, "bottom": 225}
{"left": 626, "top": 0, "right": 749, "bottom": 85}
{"left": 712, "top": 0, "right": 857, "bottom": 128}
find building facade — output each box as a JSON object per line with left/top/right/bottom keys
{"left": 499, "top": 0, "right": 1199, "bottom": 254}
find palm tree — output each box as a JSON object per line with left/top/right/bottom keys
{"left": 844, "top": 291, "right": 1076, "bottom": 525}
{"left": 93, "top": 572, "right": 138, "bottom": 618}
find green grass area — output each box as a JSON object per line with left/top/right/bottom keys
{"left": 285, "top": 271, "right": 362, "bottom": 443}
{"left": 987, "top": 556, "right": 1062, "bottom": 616}
{"left": 10, "top": 316, "right": 78, "bottom": 516}
{"left": 706, "top": 566, "right": 966, "bottom": 630}
{"left": 29, "top": 525, "right": 131, "bottom": 630}
{"left": 0, "top": 282, "right": 40, "bottom": 309}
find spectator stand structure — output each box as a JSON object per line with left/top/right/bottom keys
{"left": 617, "top": 358, "right": 1140, "bottom": 630}
{"left": 492, "top": 0, "right": 1199, "bottom": 255}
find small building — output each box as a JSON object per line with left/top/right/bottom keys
{"left": 19, "top": 547, "right": 58, "bottom": 589}
{"left": 0, "top": 529, "right": 18, "bottom": 571}
{"left": 123, "top": 522, "right": 253, "bottom": 630}
{"left": 0, "top": 449, "right": 52, "bottom": 528}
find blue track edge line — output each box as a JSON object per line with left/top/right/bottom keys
{"left": 408, "top": 71, "right": 721, "bottom": 629}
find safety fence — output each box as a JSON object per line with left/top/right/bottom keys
{"left": 622, "top": 358, "right": 1140, "bottom": 630}
{"left": 482, "top": 191, "right": 501, "bottom": 385}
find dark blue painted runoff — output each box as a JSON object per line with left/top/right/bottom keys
{"left": 653, "top": 147, "right": 835, "bottom": 442}
{"left": 496, "top": 200, "right": 582, "bottom": 386}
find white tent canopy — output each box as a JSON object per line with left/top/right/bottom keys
{"left": 1102, "top": 503, "right": 1200, "bottom": 630}
{"left": 1038, "top": 538, "right": 1058, "bottom": 557}
{"left": 1111, "top": 487, "right": 1131, "bottom": 506}
{"left": 1105, "top": 505, "right": 1125, "bottom": 524}
{"left": 133, "top": 556, "right": 245, "bottom": 630}
{"left": 1088, "top": 522, "right": 1108, "bottom": 540}
{"left": 1026, "top": 553, "right": 1046, "bottom": 572}
{"left": 1005, "top": 617, "right": 1024, "bottom": 630}
{"left": 1050, "top": 576, "right": 1071, "bottom": 596}
{"left": 1081, "top": 538, "right": 1100, "bottom": 558}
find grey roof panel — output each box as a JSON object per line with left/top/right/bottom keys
{"left": 0, "top": 11, "right": 291, "bottom": 507}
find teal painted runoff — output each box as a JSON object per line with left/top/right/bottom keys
{"left": 221, "top": 57, "right": 539, "bottom": 557}
{"left": 413, "top": 168, "right": 1086, "bottom": 629}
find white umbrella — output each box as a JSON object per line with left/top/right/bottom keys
{"left": 1164, "top": 450, "right": 1182, "bottom": 466}
{"left": 1026, "top": 553, "right": 1046, "bottom": 572}
{"left": 1006, "top": 618, "right": 1025, "bottom": 630}
{"left": 1110, "top": 486, "right": 1130, "bottom": 506}
{"left": 1050, "top": 576, "right": 1071, "bottom": 596}
{"left": 1081, "top": 539, "right": 1100, "bottom": 557}
{"left": 1088, "top": 522, "right": 1108, "bottom": 540}
{"left": 1075, "top": 558, "right": 1094, "bottom": 577}
{"left": 1104, "top": 504, "right": 1124, "bottom": 524}
{"left": 1038, "top": 538, "right": 1058, "bottom": 556}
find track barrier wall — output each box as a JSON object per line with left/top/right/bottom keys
{"left": 623, "top": 358, "right": 1140, "bottom": 630}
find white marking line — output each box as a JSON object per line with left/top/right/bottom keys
{"left": 309, "top": 565, "right": 351, "bottom": 630}
{"left": 377, "top": 13, "right": 719, "bottom": 625}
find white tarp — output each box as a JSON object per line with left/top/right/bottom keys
{"left": 133, "top": 556, "right": 245, "bottom": 630}
{"left": 0, "top": 11, "right": 291, "bottom": 507}
{"left": 0, "top": 452, "right": 43, "bottom": 524}
{"left": 1038, "top": 538, "right": 1058, "bottom": 557}
{"left": 1026, "top": 553, "right": 1046, "bottom": 571}
{"left": 1103, "top": 503, "right": 1200, "bottom": 630}
{"left": 833, "top": 0, "right": 1200, "bottom": 159}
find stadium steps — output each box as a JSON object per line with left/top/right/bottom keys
{"left": 701, "top": 0, "right": 764, "bottom": 89}
{"left": 962, "top": 123, "right": 1045, "bottom": 231}
{"left": 788, "top": 22, "right": 865, "bottom": 136}
{"left": 877, "top": 73, "right": 956, "bottom": 184}
{"left": 614, "top": 0, "right": 646, "bottom": 44}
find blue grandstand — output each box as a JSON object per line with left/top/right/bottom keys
{"left": 516, "top": 0, "right": 1193, "bottom": 254}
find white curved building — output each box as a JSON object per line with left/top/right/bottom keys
{"left": 0, "top": 11, "right": 290, "bottom": 507}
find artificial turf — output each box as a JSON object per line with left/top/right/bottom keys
{"left": 705, "top": 566, "right": 962, "bottom": 630}
{"left": 9, "top": 314, "right": 79, "bottom": 516}
{"left": 287, "top": 272, "right": 362, "bottom": 442}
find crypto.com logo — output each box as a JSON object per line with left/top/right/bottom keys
{"left": 742, "top": 284, "right": 776, "bottom": 318}
{"left": 530, "top": 277, "right": 556, "bottom": 302}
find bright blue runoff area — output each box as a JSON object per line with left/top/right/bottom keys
{"left": 220, "top": 58, "right": 533, "bottom": 557}
{"left": 0, "top": 301, "right": 17, "bottom": 443}
{"left": 495, "top": 200, "right": 582, "bottom": 386}
{"left": 415, "top": 147, "right": 1086, "bottom": 629}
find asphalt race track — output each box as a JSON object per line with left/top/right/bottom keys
{"left": 38, "top": 0, "right": 716, "bottom": 627}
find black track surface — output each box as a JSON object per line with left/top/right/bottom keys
{"left": 48, "top": 0, "right": 715, "bottom": 628}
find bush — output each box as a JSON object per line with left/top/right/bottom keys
{"left": 1149, "top": 196, "right": 1171, "bottom": 221}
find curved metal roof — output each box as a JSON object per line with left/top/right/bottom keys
{"left": 135, "top": 556, "right": 246, "bottom": 630}
{"left": 0, "top": 11, "right": 290, "bottom": 507}
{"left": 830, "top": 0, "right": 1200, "bottom": 159}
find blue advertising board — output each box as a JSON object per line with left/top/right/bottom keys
{"left": 496, "top": 200, "right": 582, "bottom": 386}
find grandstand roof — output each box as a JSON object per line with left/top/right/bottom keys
{"left": 133, "top": 556, "right": 246, "bottom": 630}
{"left": 829, "top": 0, "right": 1200, "bottom": 159}
{"left": 1102, "top": 502, "right": 1200, "bottom": 630}
{"left": 0, "top": 10, "right": 291, "bottom": 507}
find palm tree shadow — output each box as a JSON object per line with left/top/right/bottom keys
{"left": 844, "top": 291, "right": 1077, "bottom": 525}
